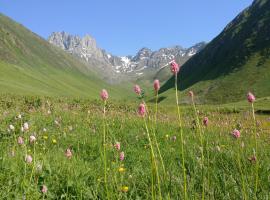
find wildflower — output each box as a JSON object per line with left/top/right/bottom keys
{"left": 9, "top": 125, "right": 15, "bottom": 131}
{"left": 247, "top": 92, "right": 255, "bottom": 103}
{"left": 134, "top": 85, "right": 141, "bottom": 95}
{"left": 23, "top": 122, "right": 29, "bottom": 131}
{"left": 17, "top": 136, "right": 24, "bottom": 145}
{"left": 188, "top": 91, "right": 194, "bottom": 98}
{"left": 65, "top": 148, "right": 72, "bottom": 159}
{"left": 232, "top": 129, "right": 240, "bottom": 138}
{"left": 153, "top": 80, "right": 160, "bottom": 92}
{"left": 54, "top": 120, "right": 60, "bottom": 126}
{"left": 25, "top": 155, "right": 33, "bottom": 163}
{"left": 52, "top": 139, "right": 57, "bottom": 144}
{"left": 120, "top": 151, "right": 125, "bottom": 161}
{"left": 43, "top": 128, "right": 47, "bottom": 132}
{"left": 41, "top": 185, "right": 48, "bottom": 194}
{"left": 100, "top": 89, "right": 109, "bottom": 101}
{"left": 118, "top": 167, "right": 125, "bottom": 173}
{"left": 10, "top": 150, "right": 15, "bottom": 157}
{"left": 248, "top": 155, "right": 256, "bottom": 163}
{"left": 121, "top": 186, "right": 129, "bottom": 192}
{"left": 36, "top": 162, "right": 43, "bottom": 172}
{"left": 114, "top": 142, "right": 121, "bottom": 151}
{"left": 241, "top": 141, "right": 245, "bottom": 148}
{"left": 170, "top": 60, "right": 179, "bottom": 74}
{"left": 216, "top": 146, "right": 221, "bottom": 152}
{"left": 29, "top": 135, "right": 36, "bottom": 143}
{"left": 172, "top": 135, "right": 177, "bottom": 142}
{"left": 138, "top": 103, "right": 146, "bottom": 117}
{"left": 18, "top": 114, "right": 22, "bottom": 119}
{"left": 165, "top": 134, "right": 169, "bottom": 139}
{"left": 203, "top": 117, "right": 209, "bottom": 126}
{"left": 43, "top": 135, "right": 48, "bottom": 140}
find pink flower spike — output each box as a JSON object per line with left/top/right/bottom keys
{"left": 138, "top": 103, "right": 146, "bottom": 117}
{"left": 232, "top": 129, "right": 240, "bottom": 138}
{"left": 203, "top": 117, "right": 209, "bottom": 126}
{"left": 188, "top": 91, "right": 194, "bottom": 98}
{"left": 247, "top": 92, "right": 255, "bottom": 103}
{"left": 23, "top": 122, "right": 29, "bottom": 131}
{"left": 17, "top": 136, "right": 24, "bottom": 145}
{"left": 29, "top": 135, "right": 36, "bottom": 143}
{"left": 120, "top": 151, "right": 125, "bottom": 161}
{"left": 100, "top": 89, "right": 109, "bottom": 101}
{"left": 170, "top": 60, "right": 180, "bottom": 75}
{"left": 153, "top": 80, "right": 160, "bottom": 92}
{"left": 114, "top": 142, "right": 121, "bottom": 151}
{"left": 41, "top": 185, "right": 48, "bottom": 194}
{"left": 25, "top": 155, "right": 33, "bottom": 163}
{"left": 134, "top": 85, "right": 141, "bottom": 95}
{"left": 65, "top": 148, "right": 72, "bottom": 159}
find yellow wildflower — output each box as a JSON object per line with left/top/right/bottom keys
{"left": 121, "top": 186, "right": 128, "bottom": 192}
{"left": 118, "top": 167, "right": 125, "bottom": 173}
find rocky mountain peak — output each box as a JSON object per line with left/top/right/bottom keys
{"left": 48, "top": 32, "right": 206, "bottom": 80}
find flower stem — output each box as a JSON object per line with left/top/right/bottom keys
{"left": 174, "top": 75, "right": 187, "bottom": 200}
{"left": 103, "top": 100, "right": 109, "bottom": 199}
{"left": 144, "top": 117, "right": 162, "bottom": 200}
{"left": 154, "top": 92, "right": 166, "bottom": 176}
{"left": 237, "top": 140, "right": 247, "bottom": 200}
{"left": 251, "top": 103, "right": 259, "bottom": 196}
{"left": 191, "top": 97, "right": 205, "bottom": 200}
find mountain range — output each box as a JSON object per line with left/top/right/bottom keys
{"left": 48, "top": 32, "right": 205, "bottom": 83}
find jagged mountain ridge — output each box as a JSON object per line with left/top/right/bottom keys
{"left": 48, "top": 32, "right": 206, "bottom": 78}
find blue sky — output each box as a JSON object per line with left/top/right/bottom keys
{"left": 0, "top": 0, "right": 253, "bottom": 56}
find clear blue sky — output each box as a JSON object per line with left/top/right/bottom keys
{"left": 0, "top": 0, "right": 253, "bottom": 56}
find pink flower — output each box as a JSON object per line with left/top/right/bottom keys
{"left": 247, "top": 92, "right": 255, "bottom": 103}
{"left": 100, "top": 89, "right": 109, "bottom": 101}
{"left": 134, "top": 85, "right": 141, "bottom": 95}
{"left": 232, "top": 129, "right": 240, "bottom": 138}
{"left": 29, "top": 135, "right": 36, "bottom": 143}
{"left": 153, "top": 80, "right": 160, "bottom": 92}
{"left": 23, "top": 122, "right": 29, "bottom": 131}
{"left": 120, "top": 151, "right": 125, "bottom": 161}
{"left": 17, "top": 136, "right": 24, "bottom": 145}
{"left": 138, "top": 103, "right": 146, "bottom": 117}
{"left": 188, "top": 91, "right": 194, "bottom": 98}
{"left": 203, "top": 117, "right": 209, "bottom": 126}
{"left": 248, "top": 155, "right": 256, "bottom": 163}
{"left": 65, "top": 148, "right": 72, "bottom": 159}
{"left": 41, "top": 185, "right": 48, "bottom": 194}
{"left": 170, "top": 60, "right": 179, "bottom": 75}
{"left": 114, "top": 142, "right": 121, "bottom": 151}
{"left": 25, "top": 155, "right": 33, "bottom": 163}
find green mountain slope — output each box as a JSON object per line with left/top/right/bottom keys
{"left": 0, "top": 14, "right": 125, "bottom": 98}
{"left": 160, "top": 0, "right": 270, "bottom": 103}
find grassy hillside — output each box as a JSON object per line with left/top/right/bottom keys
{"left": 0, "top": 14, "right": 127, "bottom": 99}
{"left": 160, "top": 0, "right": 270, "bottom": 103}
